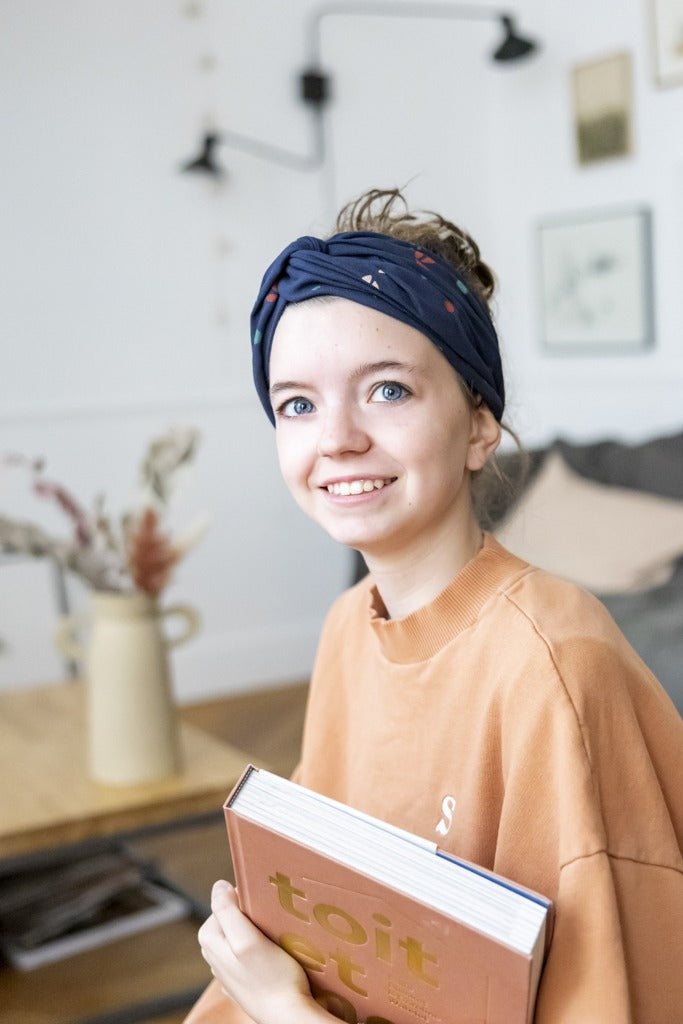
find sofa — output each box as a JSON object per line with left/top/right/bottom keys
{"left": 493, "top": 428, "right": 683, "bottom": 715}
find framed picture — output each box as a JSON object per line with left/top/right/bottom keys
{"left": 538, "top": 207, "right": 654, "bottom": 353}
{"left": 571, "top": 52, "right": 633, "bottom": 164}
{"left": 650, "top": 0, "right": 683, "bottom": 86}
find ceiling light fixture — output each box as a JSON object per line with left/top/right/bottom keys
{"left": 180, "top": 3, "right": 540, "bottom": 178}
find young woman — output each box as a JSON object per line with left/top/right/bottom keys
{"left": 188, "top": 190, "right": 683, "bottom": 1024}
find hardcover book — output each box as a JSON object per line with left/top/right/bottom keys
{"left": 225, "top": 765, "right": 553, "bottom": 1024}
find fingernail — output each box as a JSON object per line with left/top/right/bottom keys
{"left": 212, "top": 880, "right": 231, "bottom": 899}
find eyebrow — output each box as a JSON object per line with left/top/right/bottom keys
{"left": 269, "top": 360, "right": 417, "bottom": 398}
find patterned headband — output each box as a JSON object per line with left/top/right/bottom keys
{"left": 250, "top": 231, "right": 505, "bottom": 423}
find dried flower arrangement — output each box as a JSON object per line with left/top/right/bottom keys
{"left": 0, "top": 426, "right": 207, "bottom": 597}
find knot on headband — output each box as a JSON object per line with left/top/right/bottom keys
{"left": 250, "top": 231, "right": 505, "bottom": 423}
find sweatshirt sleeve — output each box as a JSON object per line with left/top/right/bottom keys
{"left": 499, "top": 579, "right": 683, "bottom": 1023}
{"left": 535, "top": 851, "right": 683, "bottom": 1023}
{"left": 181, "top": 980, "right": 256, "bottom": 1024}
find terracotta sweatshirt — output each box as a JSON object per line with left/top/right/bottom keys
{"left": 184, "top": 536, "right": 683, "bottom": 1024}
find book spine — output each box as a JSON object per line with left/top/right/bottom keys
{"left": 224, "top": 808, "right": 254, "bottom": 919}
{"left": 226, "top": 763, "right": 257, "bottom": 808}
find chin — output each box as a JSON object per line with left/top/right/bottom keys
{"left": 313, "top": 519, "right": 385, "bottom": 553}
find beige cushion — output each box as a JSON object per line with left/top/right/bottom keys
{"left": 495, "top": 451, "right": 683, "bottom": 593}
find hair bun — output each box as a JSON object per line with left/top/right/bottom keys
{"left": 334, "top": 188, "right": 496, "bottom": 308}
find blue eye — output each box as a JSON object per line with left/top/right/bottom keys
{"left": 371, "top": 381, "right": 409, "bottom": 403}
{"left": 281, "top": 396, "right": 315, "bottom": 417}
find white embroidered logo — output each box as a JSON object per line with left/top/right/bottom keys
{"left": 435, "top": 795, "right": 457, "bottom": 837}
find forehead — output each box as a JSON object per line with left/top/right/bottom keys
{"left": 269, "top": 296, "right": 441, "bottom": 376}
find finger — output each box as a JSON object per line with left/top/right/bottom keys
{"left": 210, "top": 882, "right": 266, "bottom": 959}
{"left": 210, "top": 879, "right": 235, "bottom": 910}
{"left": 198, "top": 913, "right": 225, "bottom": 955}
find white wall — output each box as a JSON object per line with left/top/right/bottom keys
{"left": 484, "top": 0, "right": 683, "bottom": 446}
{"left": 1, "top": 0, "right": 681, "bottom": 698}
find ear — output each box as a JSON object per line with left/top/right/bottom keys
{"left": 466, "top": 404, "right": 501, "bottom": 472}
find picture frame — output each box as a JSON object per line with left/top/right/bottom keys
{"left": 650, "top": 0, "right": 683, "bottom": 87}
{"left": 538, "top": 207, "right": 654, "bottom": 353}
{"left": 571, "top": 52, "right": 633, "bottom": 164}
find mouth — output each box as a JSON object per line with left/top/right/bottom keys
{"left": 323, "top": 477, "right": 396, "bottom": 497}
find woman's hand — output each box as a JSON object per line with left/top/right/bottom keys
{"left": 198, "top": 880, "right": 331, "bottom": 1024}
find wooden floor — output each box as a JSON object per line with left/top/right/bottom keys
{"left": 0, "top": 680, "right": 309, "bottom": 1024}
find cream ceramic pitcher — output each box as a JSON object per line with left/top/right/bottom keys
{"left": 55, "top": 592, "right": 199, "bottom": 785}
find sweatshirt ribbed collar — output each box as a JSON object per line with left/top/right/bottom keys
{"left": 367, "top": 534, "right": 529, "bottom": 664}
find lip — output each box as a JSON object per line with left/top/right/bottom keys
{"left": 318, "top": 474, "right": 396, "bottom": 488}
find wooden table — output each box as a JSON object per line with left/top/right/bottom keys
{"left": 0, "top": 680, "right": 253, "bottom": 1024}
{"left": 0, "top": 680, "right": 251, "bottom": 865}
{"left": 0, "top": 680, "right": 306, "bottom": 1024}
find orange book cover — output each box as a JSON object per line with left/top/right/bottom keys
{"left": 225, "top": 766, "right": 552, "bottom": 1024}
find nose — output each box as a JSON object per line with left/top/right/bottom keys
{"left": 317, "top": 402, "right": 371, "bottom": 457}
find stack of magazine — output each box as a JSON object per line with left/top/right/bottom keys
{"left": 0, "top": 850, "right": 190, "bottom": 970}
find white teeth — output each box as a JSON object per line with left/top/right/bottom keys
{"left": 326, "top": 478, "right": 390, "bottom": 496}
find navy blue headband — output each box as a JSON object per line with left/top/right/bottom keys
{"left": 250, "top": 231, "right": 505, "bottom": 423}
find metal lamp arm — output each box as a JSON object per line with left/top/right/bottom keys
{"left": 304, "top": 1, "right": 509, "bottom": 64}
{"left": 216, "top": 113, "right": 325, "bottom": 172}
{"left": 180, "top": 3, "right": 535, "bottom": 177}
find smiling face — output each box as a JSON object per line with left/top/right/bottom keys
{"left": 269, "top": 297, "right": 500, "bottom": 569}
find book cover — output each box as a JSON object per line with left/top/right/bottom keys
{"left": 225, "top": 766, "right": 552, "bottom": 1024}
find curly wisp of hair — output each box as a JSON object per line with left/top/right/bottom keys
{"left": 333, "top": 187, "right": 497, "bottom": 309}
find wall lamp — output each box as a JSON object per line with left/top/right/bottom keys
{"left": 180, "top": 2, "right": 540, "bottom": 178}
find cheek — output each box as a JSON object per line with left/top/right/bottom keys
{"left": 275, "top": 436, "right": 294, "bottom": 487}
{"left": 403, "top": 415, "right": 467, "bottom": 465}
{"left": 403, "top": 418, "right": 473, "bottom": 496}
{"left": 275, "top": 430, "right": 311, "bottom": 492}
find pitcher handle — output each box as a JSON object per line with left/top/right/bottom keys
{"left": 160, "top": 604, "right": 201, "bottom": 648}
{"left": 54, "top": 613, "right": 89, "bottom": 662}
